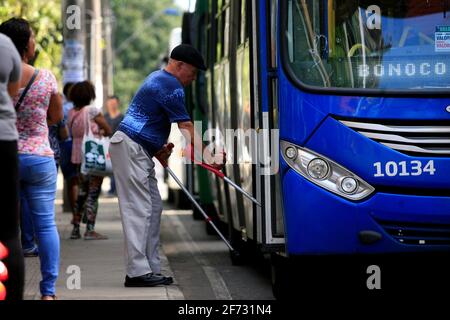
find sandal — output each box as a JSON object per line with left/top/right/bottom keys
{"left": 70, "top": 224, "right": 81, "bottom": 239}
{"left": 84, "top": 230, "right": 108, "bottom": 240}
{"left": 41, "top": 295, "right": 57, "bottom": 300}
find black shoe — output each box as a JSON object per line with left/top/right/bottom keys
{"left": 155, "top": 273, "right": 174, "bottom": 285}
{"left": 23, "top": 246, "right": 39, "bottom": 257}
{"left": 124, "top": 273, "right": 167, "bottom": 287}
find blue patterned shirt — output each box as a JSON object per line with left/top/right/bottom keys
{"left": 118, "top": 70, "right": 190, "bottom": 155}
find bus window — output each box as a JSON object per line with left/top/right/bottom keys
{"left": 223, "top": 7, "right": 230, "bottom": 58}
{"left": 206, "top": 24, "right": 211, "bottom": 65}
{"left": 269, "top": 0, "right": 278, "bottom": 68}
{"left": 215, "top": 1, "right": 231, "bottom": 62}
{"left": 244, "top": 0, "right": 250, "bottom": 41}
{"left": 216, "top": 13, "right": 222, "bottom": 62}
{"left": 205, "top": 4, "right": 212, "bottom": 66}
{"left": 284, "top": 0, "right": 450, "bottom": 92}
{"left": 237, "top": 0, "right": 242, "bottom": 45}
{"left": 237, "top": 0, "right": 247, "bottom": 45}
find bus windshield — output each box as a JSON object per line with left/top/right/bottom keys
{"left": 284, "top": 0, "right": 450, "bottom": 92}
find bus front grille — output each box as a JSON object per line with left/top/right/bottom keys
{"left": 339, "top": 119, "right": 450, "bottom": 157}
{"left": 376, "top": 219, "right": 450, "bottom": 246}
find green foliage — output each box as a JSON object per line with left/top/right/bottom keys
{"left": 111, "top": 0, "right": 181, "bottom": 106}
{"left": 0, "top": 0, "right": 63, "bottom": 83}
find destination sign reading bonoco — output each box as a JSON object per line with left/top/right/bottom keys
{"left": 358, "top": 61, "right": 447, "bottom": 78}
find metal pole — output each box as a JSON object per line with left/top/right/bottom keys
{"left": 102, "top": 0, "right": 114, "bottom": 99}
{"left": 62, "top": 0, "right": 86, "bottom": 212}
{"left": 62, "top": 0, "right": 86, "bottom": 82}
{"left": 86, "top": 0, "right": 103, "bottom": 109}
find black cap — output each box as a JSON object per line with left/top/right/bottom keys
{"left": 170, "top": 44, "right": 207, "bottom": 71}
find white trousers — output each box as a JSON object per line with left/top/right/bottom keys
{"left": 109, "top": 131, "right": 162, "bottom": 277}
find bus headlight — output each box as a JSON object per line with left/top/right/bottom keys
{"left": 340, "top": 177, "right": 358, "bottom": 194}
{"left": 285, "top": 147, "right": 297, "bottom": 160}
{"left": 281, "top": 141, "right": 375, "bottom": 201}
{"left": 307, "top": 158, "right": 329, "bottom": 180}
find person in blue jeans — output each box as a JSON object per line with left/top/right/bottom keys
{"left": 19, "top": 156, "right": 59, "bottom": 296}
{"left": 20, "top": 201, "right": 38, "bottom": 257}
{"left": 21, "top": 119, "right": 68, "bottom": 257}
{"left": 1, "top": 18, "right": 63, "bottom": 300}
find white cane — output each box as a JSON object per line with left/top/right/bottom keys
{"left": 150, "top": 144, "right": 236, "bottom": 253}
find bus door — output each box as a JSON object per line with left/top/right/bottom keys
{"left": 253, "top": 0, "right": 285, "bottom": 249}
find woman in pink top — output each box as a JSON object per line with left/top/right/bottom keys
{"left": 0, "top": 18, "right": 63, "bottom": 300}
{"left": 68, "top": 81, "right": 111, "bottom": 240}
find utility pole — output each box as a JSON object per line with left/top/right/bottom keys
{"left": 102, "top": 0, "right": 114, "bottom": 104}
{"left": 61, "top": 0, "right": 86, "bottom": 213}
{"left": 62, "top": 0, "right": 86, "bottom": 84}
{"left": 86, "top": 0, "right": 104, "bottom": 109}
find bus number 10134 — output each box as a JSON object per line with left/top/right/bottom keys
{"left": 373, "top": 160, "right": 436, "bottom": 177}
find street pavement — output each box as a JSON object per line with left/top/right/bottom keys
{"left": 23, "top": 174, "right": 183, "bottom": 300}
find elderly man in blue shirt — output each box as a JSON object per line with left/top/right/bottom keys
{"left": 110, "top": 44, "right": 225, "bottom": 287}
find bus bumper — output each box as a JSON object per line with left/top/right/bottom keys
{"left": 282, "top": 169, "right": 450, "bottom": 255}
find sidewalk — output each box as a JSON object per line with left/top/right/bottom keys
{"left": 23, "top": 174, "right": 184, "bottom": 300}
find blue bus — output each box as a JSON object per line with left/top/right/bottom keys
{"left": 182, "top": 0, "right": 450, "bottom": 296}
